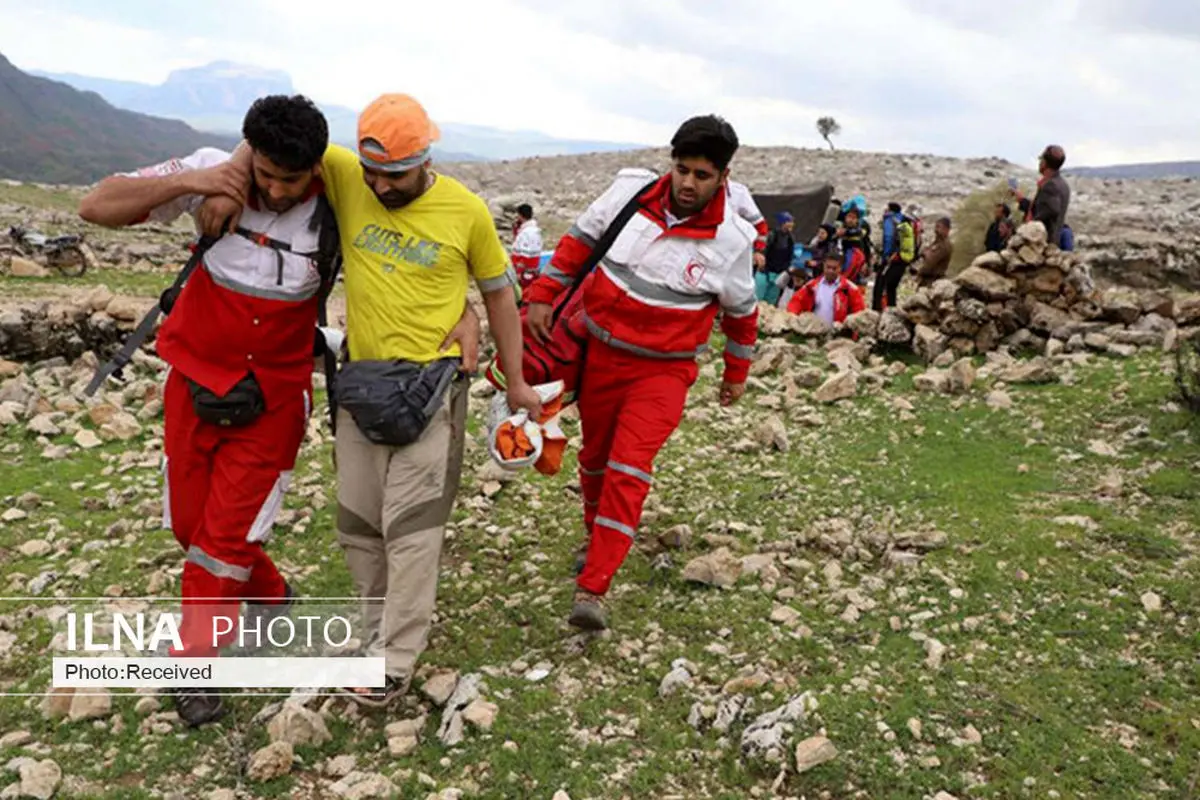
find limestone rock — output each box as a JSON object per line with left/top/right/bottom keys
{"left": 681, "top": 547, "right": 742, "bottom": 588}
{"left": 997, "top": 358, "right": 1059, "bottom": 385}
{"left": 813, "top": 371, "right": 857, "bottom": 403}
{"left": 844, "top": 309, "right": 880, "bottom": 339}
{"left": 956, "top": 266, "right": 1016, "bottom": 301}
{"left": 794, "top": 735, "right": 839, "bottom": 774}
{"left": 913, "top": 325, "right": 948, "bottom": 363}
{"left": 9, "top": 256, "right": 48, "bottom": 278}
{"left": 740, "top": 693, "right": 819, "bottom": 764}
{"left": 268, "top": 704, "right": 332, "bottom": 747}
{"left": 247, "top": 741, "right": 293, "bottom": 783}
{"left": 877, "top": 309, "right": 913, "bottom": 344}
{"left": 1101, "top": 288, "right": 1142, "bottom": 325}
{"left": 329, "top": 772, "right": 397, "bottom": 800}
{"left": 755, "top": 414, "right": 789, "bottom": 452}
{"left": 792, "top": 312, "right": 832, "bottom": 337}
{"left": 946, "top": 358, "right": 976, "bottom": 394}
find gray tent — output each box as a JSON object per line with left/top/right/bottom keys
{"left": 751, "top": 183, "right": 836, "bottom": 242}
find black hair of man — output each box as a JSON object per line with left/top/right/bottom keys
{"left": 937, "top": 216, "right": 952, "bottom": 228}
{"left": 670, "top": 115, "right": 740, "bottom": 172}
{"left": 1018, "top": 197, "right": 1031, "bottom": 214}
{"left": 516, "top": 203, "right": 533, "bottom": 220}
{"left": 887, "top": 202, "right": 902, "bottom": 213}
{"left": 1041, "top": 145, "right": 1066, "bottom": 171}
{"left": 242, "top": 95, "right": 329, "bottom": 173}
{"left": 998, "top": 203, "right": 1012, "bottom": 218}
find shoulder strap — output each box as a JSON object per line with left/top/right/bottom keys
{"left": 549, "top": 178, "right": 658, "bottom": 326}
{"left": 309, "top": 195, "right": 342, "bottom": 434}
{"left": 84, "top": 233, "right": 220, "bottom": 396}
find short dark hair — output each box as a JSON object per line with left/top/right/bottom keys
{"left": 1041, "top": 145, "right": 1066, "bottom": 171}
{"left": 997, "top": 203, "right": 1011, "bottom": 217}
{"left": 937, "top": 216, "right": 952, "bottom": 228}
{"left": 243, "top": 95, "right": 329, "bottom": 172}
{"left": 1018, "top": 197, "right": 1031, "bottom": 213}
{"left": 516, "top": 203, "right": 533, "bottom": 219}
{"left": 670, "top": 115, "right": 739, "bottom": 171}
{"left": 888, "top": 202, "right": 902, "bottom": 213}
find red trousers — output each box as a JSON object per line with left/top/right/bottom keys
{"left": 163, "top": 369, "right": 309, "bottom": 656}
{"left": 576, "top": 338, "right": 698, "bottom": 596}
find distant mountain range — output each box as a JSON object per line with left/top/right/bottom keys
{"left": 31, "top": 61, "right": 649, "bottom": 162}
{"left": 0, "top": 53, "right": 237, "bottom": 184}
{"left": 1065, "top": 162, "right": 1200, "bottom": 180}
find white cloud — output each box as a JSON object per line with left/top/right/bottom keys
{"left": 1, "top": 0, "right": 1198, "bottom": 165}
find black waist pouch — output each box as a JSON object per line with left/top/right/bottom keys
{"left": 188, "top": 373, "right": 265, "bottom": 427}
{"left": 335, "top": 358, "right": 459, "bottom": 447}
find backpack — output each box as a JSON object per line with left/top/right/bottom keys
{"left": 909, "top": 216, "right": 924, "bottom": 260}
{"left": 85, "top": 196, "right": 344, "bottom": 430}
{"left": 1058, "top": 224, "right": 1075, "bottom": 252}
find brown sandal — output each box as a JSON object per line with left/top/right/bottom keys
{"left": 341, "top": 674, "right": 407, "bottom": 708}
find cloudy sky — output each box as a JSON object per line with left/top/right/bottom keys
{"left": 1, "top": 0, "right": 1196, "bottom": 167}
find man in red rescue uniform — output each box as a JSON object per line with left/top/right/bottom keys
{"left": 525, "top": 115, "right": 759, "bottom": 631}
{"left": 81, "top": 97, "right": 358, "bottom": 727}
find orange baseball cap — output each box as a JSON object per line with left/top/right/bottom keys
{"left": 357, "top": 93, "right": 441, "bottom": 172}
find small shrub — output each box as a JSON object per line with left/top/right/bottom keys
{"left": 1173, "top": 337, "right": 1200, "bottom": 414}
{"left": 949, "top": 180, "right": 1034, "bottom": 275}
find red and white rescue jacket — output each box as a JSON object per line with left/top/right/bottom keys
{"left": 524, "top": 168, "right": 759, "bottom": 383}
{"left": 727, "top": 180, "right": 769, "bottom": 253}
{"left": 128, "top": 148, "right": 323, "bottom": 408}
{"left": 511, "top": 217, "right": 543, "bottom": 289}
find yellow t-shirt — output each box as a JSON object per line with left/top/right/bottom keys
{"left": 321, "top": 144, "right": 512, "bottom": 363}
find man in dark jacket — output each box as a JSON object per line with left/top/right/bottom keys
{"left": 985, "top": 203, "right": 1011, "bottom": 252}
{"left": 1031, "top": 145, "right": 1070, "bottom": 244}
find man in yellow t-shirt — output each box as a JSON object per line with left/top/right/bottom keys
{"left": 324, "top": 95, "right": 539, "bottom": 705}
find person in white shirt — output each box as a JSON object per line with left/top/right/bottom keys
{"left": 511, "top": 203, "right": 544, "bottom": 291}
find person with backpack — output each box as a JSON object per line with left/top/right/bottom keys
{"left": 78, "top": 96, "right": 343, "bottom": 727}
{"left": 788, "top": 246, "right": 866, "bottom": 323}
{"left": 521, "top": 115, "right": 758, "bottom": 632}
{"left": 837, "top": 203, "right": 873, "bottom": 284}
{"left": 872, "top": 212, "right": 917, "bottom": 311}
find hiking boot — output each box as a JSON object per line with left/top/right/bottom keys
{"left": 171, "top": 688, "right": 225, "bottom": 728}
{"left": 568, "top": 589, "right": 608, "bottom": 631}
{"left": 236, "top": 583, "right": 297, "bottom": 654}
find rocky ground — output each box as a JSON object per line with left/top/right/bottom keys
{"left": 0, "top": 159, "right": 1198, "bottom": 799}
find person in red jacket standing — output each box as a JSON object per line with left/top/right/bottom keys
{"left": 788, "top": 247, "right": 866, "bottom": 323}
{"left": 524, "top": 115, "right": 758, "bottom": 631}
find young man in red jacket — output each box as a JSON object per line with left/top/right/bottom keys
{"left": 788, "top": 247, "right": 866, "bottom": 324}
{"left": 524, "top": 115, "right": 759, "bottom": 631}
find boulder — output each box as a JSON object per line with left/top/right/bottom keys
{"left": 913, "top": 325, "right": 948, "bottom": 363}
{"left": 997, "top": 358, "right": 1059, "bottom": 384}
{"left": 843, "top": 310, "right": 880, "bottom": 339}
{"left": 913, "top": 369, "right": 950, "bottom": 394}
{"left": 877, "top": 309, "right": 913, "bottom": 344}
{"left": 970, "top": 250, "right": 1006, "bottom": 272}
{"left": 1176, "top": 295, "right": 1200, "bottom": 326}
{"left": 956, "top": 266, "right": 1016, "bottom": 301}
{"left": 792, "top": 312, "right": 832, "bottom": 338}
{"left": 1028, "top": 301, "right": 1072, "bottom": 335}
{"left": 9, "top": 256, "right": 49, "bottom": 278}
{"left": 1140, "top": 291, "right": 1175, "bottom": 319}
{"left": 974, "top": 321, "right": 1002, "bottom": 354}
{"left": 813, "top": 371, "right": 857, "bottom": 403}
{"left": 945, "top": 357, "right": 974, "bottom": 395}
{"left": 1027, "top": 267, "right": 1065, "bottom": 296}
{"left": 1101, "top": 288, "right": 1143, "bottom": 326}
{"left": 1017, "top": 221, "right": 1048, "bottom": 246}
